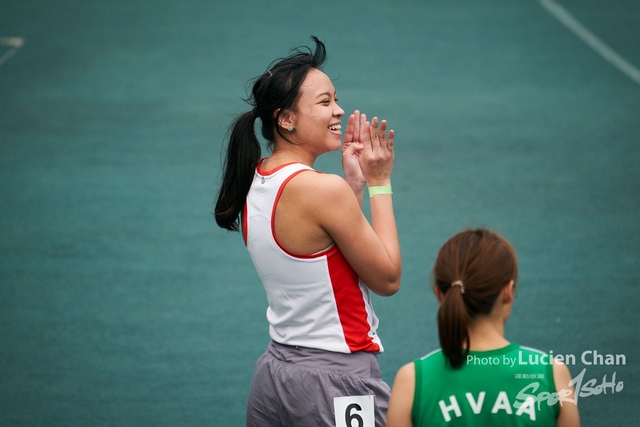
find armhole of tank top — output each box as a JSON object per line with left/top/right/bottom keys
{"left": 271, "top": 168, "right": 331, "bottom": 259}
{"left": 411, "top": 359, "right": 421, "bottom": 424}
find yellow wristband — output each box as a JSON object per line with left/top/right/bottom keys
{"left": 368, "top": 185, "right": 393, "bottom": 198}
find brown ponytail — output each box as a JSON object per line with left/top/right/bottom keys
{"left": 437, "top": 285, "right": 471, "bottom": 368}
{"left": 433, "top": 229, "right": 518, "bottom": 368}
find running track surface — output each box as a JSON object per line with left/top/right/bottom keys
{"left": 1, "top": 1, "right": 639, "bottom": 425}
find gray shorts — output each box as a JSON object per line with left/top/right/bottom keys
{"left": 246, "top": 341, "right": 391, "bottom": 427}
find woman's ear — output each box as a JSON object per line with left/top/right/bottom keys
{"left": 433, "top": 285, "right": 445, "bottom": 303}
{"left": 276, "top": 109, "right": 295, "bottom": 131}
{"left": 502, "top": 280, "right": 516, "bottom": 304}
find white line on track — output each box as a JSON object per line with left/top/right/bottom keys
{"left": 0, "top": 37, "right": 25, "bottom": 67}
{"left": 539, "top": 0, "right": 640, "bottom": 85}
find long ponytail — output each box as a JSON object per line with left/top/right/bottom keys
{"left": 214, "top": 111, "right": 261, "bottom": 231}
{"left": 433, "top": 229, "right": 518, "bottom": 368}
{"left": 437, "top": 285, "right": 471, "bottom": 368}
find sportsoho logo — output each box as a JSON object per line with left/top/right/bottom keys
{"left": 466, "top": 349, "right": 626, "bottom": 408}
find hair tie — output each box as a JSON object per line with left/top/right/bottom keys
{"left": 266, "top": 70, "right": 273, "bottom": 77}
{"left": 252, "top": 108, "right": 259, "bottom": 118}
{"left": 451, "top": 280, "right": 465, "bottom": 294}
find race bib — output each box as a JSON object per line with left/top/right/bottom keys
{"left": 334, "top": 395, "right": 375, "bottom": 427}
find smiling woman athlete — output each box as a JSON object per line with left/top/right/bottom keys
{"left": 215, "top": 37, "right": 402, "bottom": 427}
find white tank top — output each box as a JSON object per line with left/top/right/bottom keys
{"left": 242, "top": 161, "right": 382, "bottom": 353}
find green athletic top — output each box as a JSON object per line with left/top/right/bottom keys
{"left": 412, "top": 343, "right": 560, "bottom": 426}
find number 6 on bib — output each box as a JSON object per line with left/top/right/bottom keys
{"left": 333, "top": 395, "right": 375, "bottom": 427}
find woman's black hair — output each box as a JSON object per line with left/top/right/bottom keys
{"left": 214, "top": 36, "right": 327, "bottom": 231}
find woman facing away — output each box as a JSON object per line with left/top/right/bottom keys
{"left": 386, "top": 229, "right": 580, "bottom": 427}
{"left": 215, "top": 36, "right": 401, "bottom": 427}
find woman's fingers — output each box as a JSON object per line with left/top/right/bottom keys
{"left": 359, "top": 114, "right": 395, "bottom": 155}
{"left": 378, "top": 120, "right": 388, "bottom": 149}
{"left": 379, "top": 120, "right": 394, "bottom": 154}
{"left": 344, "top": 110, "right": 361, "bottom": 144}
{"left": 359, "top": 115, "right": 394, "bottom": 181}
{"left": 368, "top": 117, "right": 394, "bottom": 154}
{"left": 369, "top": 117, "right": 380, "bottom": 150}
{"left": 359, "top": 113, "right": 368, "bottom": 146}
{"left": 352, "top": 110, "right": 360, "bottom": 136}
{"left": 343, "top": 113, "right": 356, "bottom": 144}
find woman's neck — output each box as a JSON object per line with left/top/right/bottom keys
{"left": 466, "top": 315, "right": 510, "bottom": 351}
{"left": 265, "top": 146, "right": 315, "bottom": 168}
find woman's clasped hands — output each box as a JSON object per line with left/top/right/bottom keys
{"left": 341, "top": 110, "right": 395, "bottom": 190}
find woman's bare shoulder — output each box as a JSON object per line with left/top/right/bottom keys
{"left": 288, "top": 170, "right": 353, "bottom": 198}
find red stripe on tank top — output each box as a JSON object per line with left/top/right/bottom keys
{"left": 327, "top": 248, "right": 380, "bottom": 353}
{"left": 242, "top": 201, "right": 248, "bottom": 246}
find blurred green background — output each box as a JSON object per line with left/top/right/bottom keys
{"left": 1, "top": 0, "right": 638, "bottom": 425}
